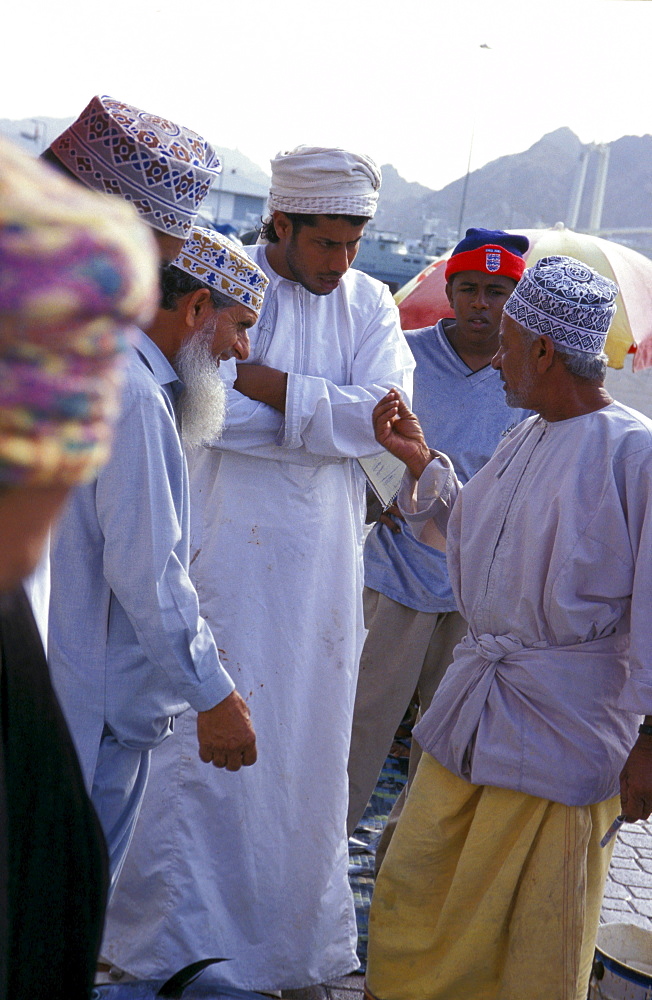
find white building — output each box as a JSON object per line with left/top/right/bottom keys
{"left": 199, "top": 168, "right": 268, "bottom": 232}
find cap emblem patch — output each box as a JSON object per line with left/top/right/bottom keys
{"left": 486, "top": 248, "right": 502, "bottom": 272}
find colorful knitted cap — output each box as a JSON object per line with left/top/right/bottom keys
{"left": 48, "top": 95, "right": 222, "bottom": 238}
{"left": 0, "top": 135, "right": 159, "bottom": 486}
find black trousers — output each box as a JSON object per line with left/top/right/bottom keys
{"left": 0, "top": 587, "right": 108, "bottom": 1000}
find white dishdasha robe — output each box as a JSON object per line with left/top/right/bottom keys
{"left": 101, "top": 246, "right": 414, "bottom": 990}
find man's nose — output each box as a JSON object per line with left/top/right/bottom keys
{"left": 472, "top": 289, "right": 489, "bottom": 309}
{"left": 232, "top": 331, "right": 250, "bottom": 361}
{"left": 329, "top": 246, "right": 350, "bottom": 275}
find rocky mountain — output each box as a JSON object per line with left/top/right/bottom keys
{"left": 594, "top": 134, "right": 652, "bottom": 231}
{"left": 4, "top": 115, "right": 652, "bottom": 256}
{"left": 374, "top": 128, "right": 652, "bottom": 257}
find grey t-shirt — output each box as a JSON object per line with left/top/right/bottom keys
{"left": 363, "top": 320, "right": 531, "bottom": 613}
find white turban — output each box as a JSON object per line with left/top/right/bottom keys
{"left": 265, "top": 145, "right": 381, "bottom": 219}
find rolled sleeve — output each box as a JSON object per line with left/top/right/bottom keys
{"left": 397, "top": 452, "right": 459, "bottom": 550}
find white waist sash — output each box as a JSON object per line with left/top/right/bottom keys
{"left": 414, "top": 629, "right": 638, "bottom": 805}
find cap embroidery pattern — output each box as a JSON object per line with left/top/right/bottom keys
{"left": 173, "top": 227, "right": 269, "bottom": 315}
{"left": 504, "top": 256, "right": 618, "bottom": 354}
{"left": 50, "top": 96, "right": 221, "bottom": 237}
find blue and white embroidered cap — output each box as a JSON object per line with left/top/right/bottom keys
{"left": 49, "top": 96, "right": 222, "bottom": 238}
{"left": 173, "top": 227, "right": 269, "bottom": 316}
{"left": 504, "top": 255, "right": 618, "bottom": 355}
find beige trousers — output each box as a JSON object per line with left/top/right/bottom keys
{"left": 346, "top": 587, "right": 466, "bottom": 836}
{"left": 366, "top": 753, "right": 618, "bottom": 1000}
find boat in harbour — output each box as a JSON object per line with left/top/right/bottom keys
{"left": 352, "top": 230, "right": 437, "bottom": 292}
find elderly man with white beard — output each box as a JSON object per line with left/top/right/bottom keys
{"left": 160, "top": 228, "right": 263, "bottom": 446}
{"left": 49, "top": 225, "right": 267, "bottom": 893}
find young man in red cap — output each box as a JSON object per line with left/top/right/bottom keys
{"left": 347, "top": 228, "right": 532, "bottom": 855}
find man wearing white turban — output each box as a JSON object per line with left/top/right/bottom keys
{"left": 102, "top": 146, "right": 415, "bottom": 992}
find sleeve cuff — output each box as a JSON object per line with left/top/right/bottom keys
{"left": 186, "top": 665, "right": 236, "bottom": 712}
{"left": 617, "top": 675, "right": 652, "bottom": 717}
{"left": 279, "top": 370, "right": 298, "bottom": 449}
{"left": 398, "top": 452, "right": 456, "bottom": 520}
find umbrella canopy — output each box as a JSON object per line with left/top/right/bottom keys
{"left": 395, "top": 224, "right": 652, "bottom": 370}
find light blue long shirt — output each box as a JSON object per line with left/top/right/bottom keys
{"left": 48, "top": 330, "right": 234, "bottom": 787}
{"left": 364, "top": 321, "right": 531, "bottom": 613}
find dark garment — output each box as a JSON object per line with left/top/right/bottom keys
{"left": 0, "top": 587, "right": 108, "bottom": 1000}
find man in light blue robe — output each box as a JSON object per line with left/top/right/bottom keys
{"left": 46, "top": 101, "right": 261, "bottom": 888}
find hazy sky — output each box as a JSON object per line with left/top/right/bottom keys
{"left": 4, "top": 0, "right": 651, "bottom": 190}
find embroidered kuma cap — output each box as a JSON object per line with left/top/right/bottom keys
{"left": 172, "top": 227, "right": 269, "bottom": 316}
{"left": 445, "top": 228, "right": 529, "bottom": 283}
{"left": 266, "top": 145, "right": 381, "bottom": 219}
{"left": 504, "top": 255, "right": 618, "bottom": 354}
{"left": 48, "top": 95, "right": 222, "bottom": 238}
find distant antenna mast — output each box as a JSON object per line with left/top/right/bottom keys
{"left": 567, "top": 147, "right": 591, "bottom": 230}
{"left": 457, "top": 43, "right": 491, "bottom": 239}
{"left": 589, "top": 144, "right": 610, "bottom": 234}
{"left": 456, "top": 123, "right": 475, "bottom": 241}
{"left": 567, "top": 143, "right": 611, "bottom": 233}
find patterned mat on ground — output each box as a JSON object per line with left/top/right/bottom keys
{"left": 348, "top": 754, "right": 409, "bottom": 971}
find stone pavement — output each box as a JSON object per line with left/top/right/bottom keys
{"left": 601, "top": 815, "right": 652, "bottom": 930}
{"left": 284, "top": 975, "right": 365, "bottom": 1000}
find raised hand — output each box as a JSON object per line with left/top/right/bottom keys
{"left": 372, "top": 389, "right": 433, "bottom": 479}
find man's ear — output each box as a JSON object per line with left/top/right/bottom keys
{"left": 535, "top": 334, "right": 557, "bottom": 373}
{"left": 445, "top": 280, "right": 454, "bottom": 310}
{"left": 184, "top": 288, "right": 212, "bottom": 329}
{"left": 272, "top": 211, "right": 292, "bottom": 242}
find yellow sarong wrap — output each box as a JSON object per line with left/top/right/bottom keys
{"left": 366, "top": 753, "right": 618, "bottom": 1000}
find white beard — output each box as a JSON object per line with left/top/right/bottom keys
{"left": 173, "top": 327, "right": 227, "bottom": 448}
